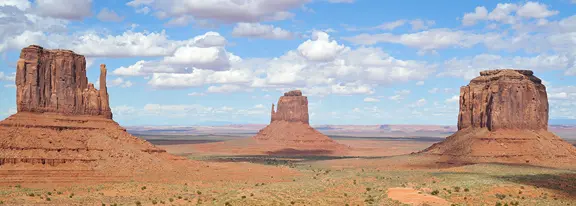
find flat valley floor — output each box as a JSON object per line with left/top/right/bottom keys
{"left": 0, "top": 134, "right": 575, "bottom": 206}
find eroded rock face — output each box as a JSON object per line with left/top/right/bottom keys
{"left": 421, "top": 69, "right": 576, "bottom": 168}
{"left": 271, "top": 90, "right": 309, "bottom": 124}
{"left": 16, "top": 45, "right": 112, "bottom": 119}
{"left": 457, "top": 69, "right": 548, "bottom": 131}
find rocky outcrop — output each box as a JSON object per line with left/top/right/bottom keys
{"left": 251, "top": 90, "right": 348, "bottom": 155}
{"left": 458, "top": 69, "right": 548, "bottom": 131}
{"left": 421, "top": 69, "right": 576, "bottom": 167}
{"left": 271, "top": 90, "right": 309, "bottom": 124}
{"left": 1, "top": 45, "right": 204, "bottom": 184}
{"left": 16, "top": 45, "right": 112, "bottom": 118}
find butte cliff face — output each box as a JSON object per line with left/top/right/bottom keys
{"left": 16, "top": 45, "right": 112, "bottom": 118}
{"left": 0, "top": 45, "right": 200, "bottom": 184}
{"left": 251, "top": 90, "right": 348, "bottom": 155}
{"left": 270, "top": 90, "right": 309, "bottom": 124}
{"left": 421, "top": 69, "right": 576, "bottom": 167}
{"left": 457, "top": 69, "right": 548, "bottom": 131}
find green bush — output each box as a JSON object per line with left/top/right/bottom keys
{"left": 169, "top": 198, "right": 174, "bottom": 202}
{"left": 141, "top": 186, "right": 147, "bottom": 190}
{"left": 152, "top": 200, "right": 158, "bottom": 204}
{"left": 135, "top": 201, "right": 142, "bottom": 206}
{"left": 431, "top": 190, "right": 440, "bottom": 195}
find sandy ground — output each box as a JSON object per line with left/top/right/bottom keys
{"left": 158, "top": 138, "right": 433, "bottom": 157}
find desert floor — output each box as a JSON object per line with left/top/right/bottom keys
{"left": 0, "top": 134, "right": 575, "bottom": 206}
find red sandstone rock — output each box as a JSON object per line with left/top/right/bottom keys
{"left": 458, "top": 69, "right": 548, "bottom": 131}
{"left": 0, "top": 45, "right": 204, "bottom": 184}
{"left": 271, "top": 90, "right": 309, "bottom": 124}
{"left": 16, "top": 45, "right": 112, "bottom": 118}
{"left": 252, "top": 90, "right": 348, "bottom": 155}
{"left": 421, "top": 69, "right": 576, "bottom": 167}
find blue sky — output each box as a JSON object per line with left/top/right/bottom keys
{"left": 1, "top": 0, "right": 575, "bottom": 126}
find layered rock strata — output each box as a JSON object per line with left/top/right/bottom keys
{"left": 16, "top": 45, "right": 112, "bottom": 118}
{"left": 0, "top": 45, "right": 197, "bottom": 184}
{"left": 253, "top": 90, "right": 348, "bottom": 154}
{"left": 421, "top": 69, "right": 576, "bottom": 167}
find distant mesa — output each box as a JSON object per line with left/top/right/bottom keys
{"left": 420, "top": 69, "right": 576, "bottom": 167}
{"left": 0, "top": 45, "right": 200, "bottom": 184}
{"left": 193, "top": 90, "right": 349, "bottom": 156}
{"left": 253, "top": 90, "right": 348, "bottom": 154}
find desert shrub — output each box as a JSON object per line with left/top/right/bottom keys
{"left": 242, "top": 196, "right": 246, "bottom": 199}
{"left": 46, "top": 197, "right": 51, "bottom": 201}
{"left": 225, "top": 202, "right": 231, "bottom": 206}
{"left": 0, "top": 201, "right": 4, "bottom": 204}
{"left": 102, "top": 203, "right": 105, "bottom": 206}
{"left": 160, "top": 200, "right": 165, "bottom": 204}
{"left": 431, "top": 190, "right": 440, "bottom": 195}
{"left": 178, "top": 196, "right": 182, "bottom": 199}
{"left": 47, "top": 192, "right": 52, "bottom": 195}
{"left": 151, "top": 200, "right": 158, "bottom": 204}
{"left": 197, "top": 190, "right": 202, "bottom": 195}
{"left": 28, "top": 193, "right": 35, "bottom": 197}
{"left": 518, "top": 190, "right": 522, "bottom": 194}
{"left": 495, "top": 193, "right": 506, "bottom": 200}
{"left": 454, "top": 186, "right": 461, "bottom": 192}
{"left": 291, "top": 201, "right": 295, "bottom": 205}
{"left": 464, "top": 188, "right": 470, "bottom": 192}
{"left": 135, "top": 201, "right": 142, "bottom": 206}
{"left": 169, "top": 198, "right": 174, "bottom": 202}
{"left": 250, "top": 193, "right": 254, "bottom": 197}
{"left": 57, "top": 191, "right": 62, "bottom": 195}
{"left": 495, "top": 202, "right": 502, "bottom": 206}
{"left": 366, "top": 187, "right": 372, "bottom": 192}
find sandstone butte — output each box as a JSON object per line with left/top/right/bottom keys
{"left": 191, "top": 90, "right": 349, "bottom": 156}
{"left": 420, "top": 69, "right": 576, "bottom": 167}
{"left": 0, "top": 45, "right": 298, "bottom": 185}
{"left": 251, "top": 90, "right": 349, "bottom": 155}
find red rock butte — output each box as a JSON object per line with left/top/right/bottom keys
{"left": 0, "top": 45, "right": 203, "bottom": 184}
{"left": 420, "top": 69, "right": 576, "bottom": 167}
{"left": 252, "top": 90, "right": 348, "bottom": 155}
{"left": 16, "top": 45, "right": 112, "bottom": 118}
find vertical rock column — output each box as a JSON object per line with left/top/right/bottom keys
{"left": 457, "top": 69, "right": 549, "bottom": 131}
{"left": 15, "top": 45, "right": 112, "bottom": 119}
{"left": 270, "top": 90, "right": 309, "bottom": 124}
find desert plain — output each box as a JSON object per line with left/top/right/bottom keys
{"left": 1, "top": 47, "right": 576, "bottom": 206}
{"left": 1, "top": 125, "right": 575, "bottom": 206}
